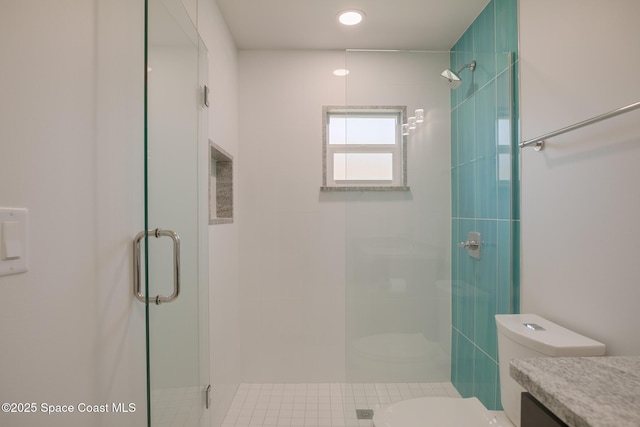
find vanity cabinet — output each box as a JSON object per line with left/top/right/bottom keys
{"left": 521, "top": 393, "right": 568, "bottom": 427}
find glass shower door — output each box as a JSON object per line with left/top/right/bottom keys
{"left": 142, "top": 0, "right": 209, "bottom": 425}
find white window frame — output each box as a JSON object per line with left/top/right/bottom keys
{"left": 322, "top": 106, "right": 408, "bottom": 191}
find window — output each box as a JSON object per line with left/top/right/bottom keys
{"left": 322, "top": 106, "right": 409, "bottom": 191}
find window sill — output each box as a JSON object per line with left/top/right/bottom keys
{"left": 320, "top": 186, "right": 410, "bottom": 192}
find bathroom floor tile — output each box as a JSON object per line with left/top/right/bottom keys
{"left": 223, "top": 383, "right": 460, "bottom": 427}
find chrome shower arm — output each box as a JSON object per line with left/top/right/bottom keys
{"left": 456, "top": 60, "right": 476, "bottom": 74}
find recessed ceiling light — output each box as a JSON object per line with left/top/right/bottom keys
{"left": 333, "top": 69, "right": 350, "bottom": 76}
{"left": 338, "top": 9, "right": 365, "bottom": 26}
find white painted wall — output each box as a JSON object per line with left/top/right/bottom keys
{"left": 519, "top": 0, "right": 640, "bottom": 355}
{"left": 0, "top": 1, "right": 146, "bottom": 426}
{"left": 237, "top": 50, "right": 452, "bottom": 382}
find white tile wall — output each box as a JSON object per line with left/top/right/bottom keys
{"left": 238, "top": 50, "right": 452, "bottom": 384}
{"left": 222, "top": 383, "right": 460, "bottom": 427}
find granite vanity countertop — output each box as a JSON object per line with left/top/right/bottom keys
{"left": 510, "top": 356, "right": 640, "bottom": 427}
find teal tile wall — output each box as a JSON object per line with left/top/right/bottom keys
{"left": 450, "top": 0, "right": 519, "bottom": 410}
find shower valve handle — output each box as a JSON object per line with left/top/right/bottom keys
{"left": 458, "top": 231, "right": 481, "bottom": 260}
{"left": 458, "top": 240, "right": 480, "bottom": 250}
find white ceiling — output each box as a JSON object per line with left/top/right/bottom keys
{"left": 215, "top": 0, "right": 491, "bottom": 51}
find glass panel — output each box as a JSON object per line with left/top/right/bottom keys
{"left": 329, "top": 115, "right": 398, "bottom": 145}
{"left": 146, "top": 0, "right": 208, "bottom": 426}
{"left": 333, "top": 152, "right": 393, "bottom": 181}
{"left": 344, "top": 50, "right": 453, "bottom": 386}
{"left": 343, "top": 50, "right": 516, "bottom": 412}
{"left": 196, "top": 34, "right": 210, "bottom": 427}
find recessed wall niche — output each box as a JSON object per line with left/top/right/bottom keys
{"left": 209, "top": 141, "right": 233, "bottom": 225}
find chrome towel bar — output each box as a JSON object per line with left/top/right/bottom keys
{"left": 520, "top": 100, "right": 640, "bottom": 151}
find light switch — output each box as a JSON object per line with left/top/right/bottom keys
{"left": 0, "top": 208, "right": 28, "bottom": 277}
{"left": 2, "top": 221, "right": 22, "bottom": 260}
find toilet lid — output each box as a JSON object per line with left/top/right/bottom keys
{"left": 372, "top": 397, "right": 515, "bottom": 427}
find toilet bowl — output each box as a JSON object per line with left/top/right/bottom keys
{"left": 372, "top": 314, "right": 606, "bottom": 427}
{"left": 373, "top": 396, "right": 515, "bottom": 427}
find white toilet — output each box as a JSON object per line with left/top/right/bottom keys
{"left": 372, "top": 314, "right": 606, "bottom": 427}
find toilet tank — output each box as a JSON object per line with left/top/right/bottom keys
{"left": 495, "top": 314, "right": 605, "bottom": 427}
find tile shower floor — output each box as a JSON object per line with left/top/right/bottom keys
{"left": 222, "top": 382, "right": 461, "bottom": 427}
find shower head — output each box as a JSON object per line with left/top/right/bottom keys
{"left": 441, "top": 69, "right": 462, "bottom": 89}
{"left": 441, "top": 60, "right": 476, "bottom": 89}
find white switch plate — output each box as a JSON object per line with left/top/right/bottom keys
{"left": 0, "top": 208, "right": 28, "bottom": 277}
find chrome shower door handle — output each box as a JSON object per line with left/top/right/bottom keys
{"left": 133, "top": 228, "right": 181, "bottom": 305}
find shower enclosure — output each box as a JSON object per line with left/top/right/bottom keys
{"left": 142, "top": 0, "right": 210, "bottom": 425}
{"left": 343, "top": 49, "right": 518, "bottom": 410}
{"left": 235, "top": 47, "right": 517, "bottom": 420}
